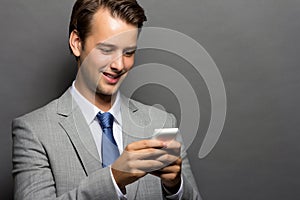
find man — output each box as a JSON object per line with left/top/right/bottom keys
{"left": 12, "top": 0, "right": 201, "bottom": 199}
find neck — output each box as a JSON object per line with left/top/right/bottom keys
{"left": 74, "top": 81, "right": 117, "bottom": 112}
{"left": 94, "top": 92, "right": 117, "bottom": 112}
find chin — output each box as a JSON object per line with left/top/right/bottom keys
{"left": 96, "top": 86, "right": 119, "bottom": 97}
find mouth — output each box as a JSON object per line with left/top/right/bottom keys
{"left": 102, "top": 72, "right": 123, "bottom": 84}
{"left": 103, "top": 72, "right": 120, "bottom": 79}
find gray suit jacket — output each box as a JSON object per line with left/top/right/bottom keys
{"left": 12, "top": 89, "right": 201, "bottom": 200}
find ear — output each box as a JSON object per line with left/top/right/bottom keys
{"left": 69, "top": 30, "right": 82, "bottom": 57}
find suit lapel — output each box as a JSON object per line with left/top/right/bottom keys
{"left": 120, "top": 95, "right": 156, "bottom": 200}
{"left": 57, "top": 90, "right": 102, "bottom": 176}
{"left": 121, "top": 95, "right": 154, "bottom": 144}
{"left": 120, "top": 96, "right": 142, "bottom": 200}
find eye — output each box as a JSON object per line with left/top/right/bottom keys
{"left": 99, "top": 48, "right": 113, "bottom": 54}
{"left": 123, "top": 50, "right": 136, "bottom": 57}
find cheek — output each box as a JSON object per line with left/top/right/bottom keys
{"left": 124, "top": 56, "right": 135, "bottom": 70}
{"left": 87, "top": 48, "right": 113, "bottom": 64}
{"left": 91, "top": 53, "right": 113, "bottom": 66}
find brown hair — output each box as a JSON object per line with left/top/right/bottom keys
{"left": 69, "top": 0, "right": 147, "bottom": 58}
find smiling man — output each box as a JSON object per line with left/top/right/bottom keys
{"left": 12, "top": 0, "right": 201, "bottom": 199}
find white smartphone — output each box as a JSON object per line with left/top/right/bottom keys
{"left": 152, "top": 128, "right": 179, "bottom": 142}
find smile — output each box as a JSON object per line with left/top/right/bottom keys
{"left": 102, "top": 72, "right": 122, "bottom": 84}
{"left": 103, "top": 72, "right": 119, "bottom": 78}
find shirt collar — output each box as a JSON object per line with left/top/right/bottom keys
{"left": 70, "top": 81, "right": 122, "bottom": 126}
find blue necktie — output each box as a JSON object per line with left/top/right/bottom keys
{"left": 96, "top": 112, "right": 120, "bottom": 168}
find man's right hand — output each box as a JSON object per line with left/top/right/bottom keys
{"left": 111, "top": 139, "right": 177, "bottom": 192}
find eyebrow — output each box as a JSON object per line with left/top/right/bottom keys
{"left": 96, "top": 42, "right": 137, "bottom": 50}
{"left": 96, "top": 42, "right": 116, "bottom": 48}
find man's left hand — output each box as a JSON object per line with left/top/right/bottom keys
{"left": 150, "top": 140, "right": 182, "bottom": 194}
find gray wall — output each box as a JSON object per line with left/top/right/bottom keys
{"left": 1, "top": 0, "right": 300, "bottom": 199}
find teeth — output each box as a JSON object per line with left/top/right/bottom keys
{"left": 106, "top": 74, "right": 116, "bottom": 79}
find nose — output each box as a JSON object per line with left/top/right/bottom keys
{"left": 110, "top": 53, "right": 125, "bottom": 72}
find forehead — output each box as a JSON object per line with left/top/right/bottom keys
{"left": 89, "top": 8, "right": 138, "bottom": 45}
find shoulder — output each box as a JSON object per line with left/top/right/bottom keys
{"left": 11, "top": 89, "right": 75, "bottom": 146}
{"left": 14, "top": 98, "right": 58, "bottom": 124}
{"left": 12, "top": 89, "right": 72, "bottom": 132}
{"left": 12, "top": 99, "right": 60, "bottom": 138}
{"left": 13, "top": 89, "right": 72, "bottom": 123}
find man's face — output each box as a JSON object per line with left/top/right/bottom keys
{"left": 75, "top": 8, "right": 138, "bottom": 97}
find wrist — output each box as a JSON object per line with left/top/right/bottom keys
{"left": 162, "top": 177, "right": 181, "bottom": 194}
{"left": 111, "top": 167, "right": 127, "bottom": 193}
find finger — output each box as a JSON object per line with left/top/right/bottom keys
{"left": 164, "top": 140, "right": 181, "bottom": 148}
{"left": 157, "top": 164, "right": 181, "bottom": 173}
{"left": 153, "top": 157, "right": 182, "bottom": 171}
{"left": 159, "top": 172, "right": 181, "bottom": 183}
{"left": 174, "top": 157, "right": 182, "bottom": 165}
{"left": 163, "top": 140, "right": 181, "bottom": 152}
{"left": 126, "top": 140, "right": 166, "bottom": 151}
{"left": 151, "top": 158, "right": 181, "bottom": 175}
{"left": 123, "top": 148, "right": 168, "bottom": 160}
{"left": 156, "top": 154, "right": 179, "bottom": 165}
{"left": 150, "top": 170, "right": 181, "bottom": 181}
{"left": 150, "top": 169, "right": 181, "bottom": 180}
{"left": 112, "top": 159, "right": 165, "bottom": 174}
{"left": 128, "top": 159, "right": 166, "bottom": 172}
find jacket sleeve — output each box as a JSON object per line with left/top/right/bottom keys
{"left": 166, "top": 113, "right": 202, "bottom": 200}
{"left": 12, "top": 117, "right": 119, "bottom": 200}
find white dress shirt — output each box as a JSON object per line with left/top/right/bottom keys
{"left": 70, "top": 81, "right": 183, "bottom": 200}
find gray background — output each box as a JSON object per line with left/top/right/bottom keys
{"left": 1, "top": 0, "right": 300, "bottom": 199}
